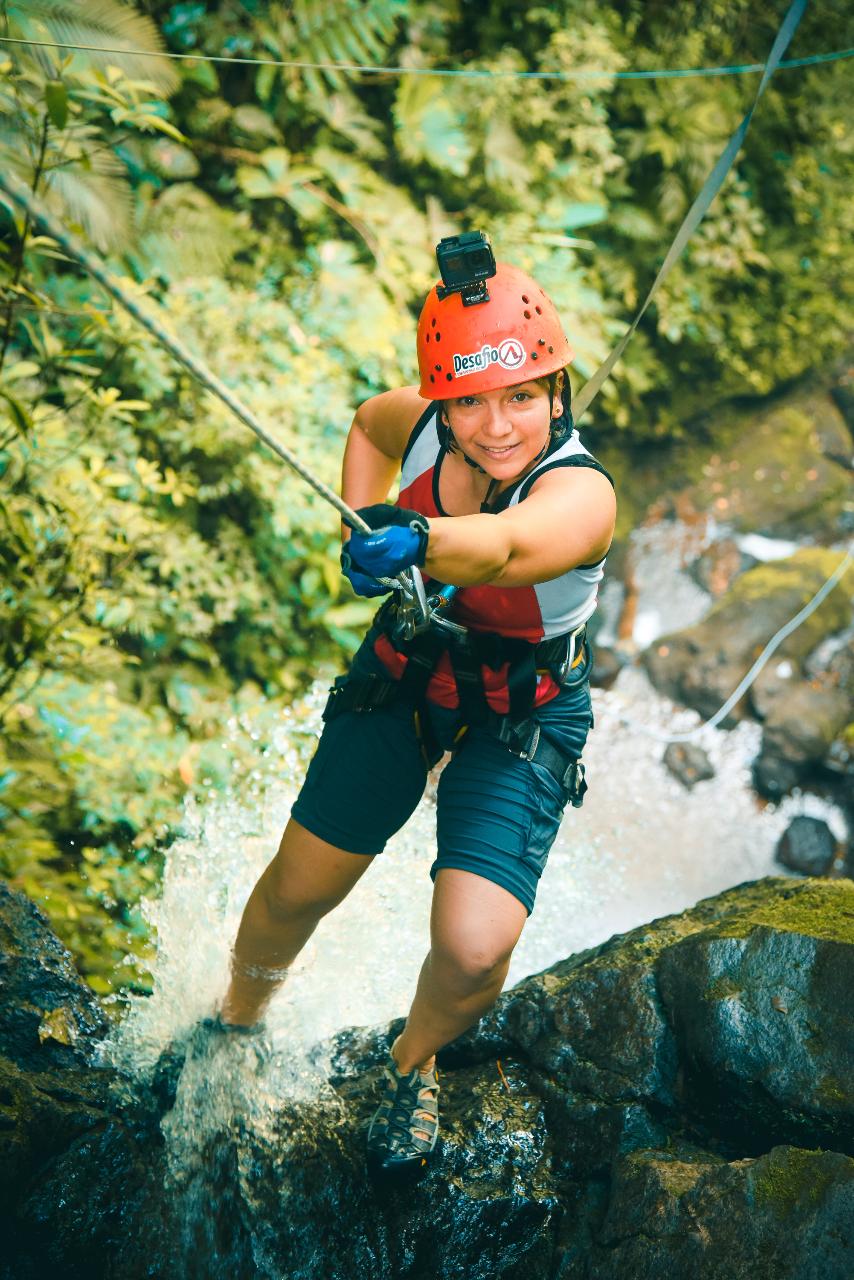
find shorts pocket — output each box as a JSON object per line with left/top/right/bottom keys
{"left": 522, "top": 758, "right": 569, "bottom": 878}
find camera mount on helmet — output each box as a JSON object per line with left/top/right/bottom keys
{"left": 435, "top": 231, "right": 496, "bottom": 307}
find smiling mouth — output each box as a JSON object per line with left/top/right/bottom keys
{"left": 479, "top": 442, "right": 519, "bottom": 457}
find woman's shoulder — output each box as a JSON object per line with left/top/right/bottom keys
{"left": 355, "top": 386, "right": 434, "bottom": 458}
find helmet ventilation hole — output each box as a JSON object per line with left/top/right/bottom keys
{"left": 535, "top": 305, "right": 542, "bottom": 315}
{"left": 446, "top": 373, "right": 453, "bottom": 382}
{"left": 426, "top": 333, "right": 431, "bottom": 343}
{"left": 431, "top": 317, "right": 437, "bottom": 328}
{"left": 523, "top": 310, "right": 532, "bottom": 319}
{"left": 435, "top": 332, "right": 441, "bottom": 341}
{"left": 531, "top": 351, "right": 538, "bottom": 360}
{"left": 548, "top": 345, "right": 554, "bottom": 353}
{"left": 434, "top": 363, "right": 441, "bottom": 372}
{"left": 538, "top": 338, "right": 546, "bottom": 346}
{"left": 430, "top": 374, "right": 435, "bottom": 383}
{"left": 521, "top": 294, "right": 529, "bottom": 303}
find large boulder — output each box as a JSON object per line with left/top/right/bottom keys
{"left": 0, "top": 883, "right": 168, "bottom": 1280}
{"left": 641, "top": 549, "right": 852, "bottom": 727}
{"left": 2, "top": 877, "right": 853, "bottom": 1279}
{"left": 665, "top": 391, "right": 851, "bottom": 541}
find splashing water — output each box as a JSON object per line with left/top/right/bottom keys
{"left": 111, "top": 668, "right": 846, "bottom": 1068}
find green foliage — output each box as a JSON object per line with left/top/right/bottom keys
{"left": 0, "top": 0, "right": 852, "bottom": 994}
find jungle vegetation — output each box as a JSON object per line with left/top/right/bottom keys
{"left": 0, "top": 0, "right": 851, "bottom": 995}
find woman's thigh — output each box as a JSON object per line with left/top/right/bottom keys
{"left": 261, "top": 818, "right": 378, "bottom": 918}
{"left": 289, "top": 699, "right": 429, "bottom": 856}
{"left": 433, "top": 730, "right": 571, "bottom": 916}
{"left": 429, "top": 867, "right": 528, "bottom": 978}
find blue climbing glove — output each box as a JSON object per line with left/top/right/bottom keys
{"left": 347, "top": 504, "right": 430, "bottom": 578}
{"left": 340, "top": 545, "right": 390, "bottom": 598}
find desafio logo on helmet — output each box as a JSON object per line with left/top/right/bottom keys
{"left": 452, "top": 338, "right": 525, "bottom": 378}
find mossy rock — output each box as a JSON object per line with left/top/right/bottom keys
{"left": 641, "top": 548, "right": 853, "bottom": 721}
{"left": 591, "top": 1143, "right": 854, "bottom": 1278}
{"left": 599, "top": 387, "right": 852, "bottom": 543}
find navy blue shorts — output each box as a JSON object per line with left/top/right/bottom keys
{"left": 290, "top": 651, "right": 594, "bottom": 914}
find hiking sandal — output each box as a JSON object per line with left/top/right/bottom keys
{"left": 366, "top": 1055, "right": 440, "bottom": 1175}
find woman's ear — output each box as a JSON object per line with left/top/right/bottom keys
{"left": 552, "top": 372, "right": 564, "bottom": 417}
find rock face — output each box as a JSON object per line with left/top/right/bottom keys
{"left": 776, "top": 816, "right": 839, "bottom": 876}
{"left": 641, "top": 549, "right": 852, "bottom": 725}
{"left": 2, "top": 877, "right": 854, "bottom": 1279}
{"left": 640, "top": 549, "right": 853, "bottom": 819}
{"left": 0, "top": 883, "right": 169, "bottom": 1280}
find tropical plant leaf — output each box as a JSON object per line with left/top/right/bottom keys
{"left": 394, "top": 75, "right": 473, "bottom": 177}
{"left": 6, "top": 0, "right": 179, "bottom": 94}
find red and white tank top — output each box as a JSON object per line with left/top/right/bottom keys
{"left": 374, "top": 404, "right": 611, "bottom": 712}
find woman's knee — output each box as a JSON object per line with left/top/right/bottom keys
{"left": 429, "top": 939, "right": 513, "bottom": 994}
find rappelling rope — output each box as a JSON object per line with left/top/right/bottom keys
{"left": 612, "top": 548, "right": 852, "bottom": 746}
{"left": 0, "top": 167, "right": 402, "bottom": 592}
{"left": 570, "top": 0, "right": 807, "bottom": 422}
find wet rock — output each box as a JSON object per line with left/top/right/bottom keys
{"left": 662, "top": 742, "right": 715, "bottom": 788}
{"left": 642, "top": 549, "right": 852, "bottom": 725}
{"left": 0, "top": 884, "right": 169, "bottom": 1280}
{"left": 676, "top": 392, "right": 852, "bottom": 541}
{"left": 577, "top": 1143, "right": 854, "bottom": 1280}
{"left": 589, "top": 642, "right": 623, "bottom": 690}
{"left": 776, "top": 816, "right": 839, "bottom": 876}
{"left": 3, "top": 878, "right": 854, "bottom": 1278}
{"left": 656, "top": 886, "right": 854, "bottom": 1154}
{"left": 0, "top": 882, "right": 107, "bottom": 1072}
{"left": 688, "top": 537, "right": 753, "bottom": 597}
{"left": 752, "top": 749, "right": 807, "bottom": 801}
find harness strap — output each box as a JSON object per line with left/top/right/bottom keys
{"left": 444, "top": 633, "right": 491, "bottom": 727}
{"left": 489, "top": 715, "right": 588, "bottom": 807}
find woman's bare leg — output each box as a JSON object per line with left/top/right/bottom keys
{"left": 393, "top": 868, "right": 528, "bottom": 1073}
{"left": 220, "top": 818, "right": 374, "bottom": 1026}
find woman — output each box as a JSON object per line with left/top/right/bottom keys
{"left": 218, "top": 245, "right": 616, "bottom": 1175}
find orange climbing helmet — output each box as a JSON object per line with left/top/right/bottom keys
{"left": 416, "top": 259, "right": 574, "bottom": 399}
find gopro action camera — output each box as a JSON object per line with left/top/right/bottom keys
{"left": 436, "top": 230, "right": 497, "bottom": 306}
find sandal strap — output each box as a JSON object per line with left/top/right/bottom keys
{"left": 368, "top": 1058, "right": 440, "bottom": 1160}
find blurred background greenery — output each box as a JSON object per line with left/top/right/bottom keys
{"left": 0, "top": 0, "right": 851, "bottom": 995}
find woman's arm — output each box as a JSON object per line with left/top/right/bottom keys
{"left": 423, "top": 467, "right": 616, "bottom": 587}
{"left": 340, "top": 387, "right": 427, "bottom": 537}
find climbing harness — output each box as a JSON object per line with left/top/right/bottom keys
{"left": 323, "top": 610, "right": 591, "bottom": 790}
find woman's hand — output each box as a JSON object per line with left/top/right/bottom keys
{"left": 347, "top": 504, "right": 430, "bottom": 578}
{"left": 340, "top": 546, "right": 392, "bottom": 598}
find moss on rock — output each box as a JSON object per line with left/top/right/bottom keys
{"left": 751, "top": 1145, "right": 847, "bottom": 1218}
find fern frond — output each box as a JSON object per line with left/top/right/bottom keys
{"left": 44, "top": 164, "right": 132, "bottom": 252}
{"left": 271, "top": 0, "right": 408, "bottom": 91}
{"left": 133, "top": 185, "right": 243, "bottom": 282}
{"left": 7, "top": 0, "right": 179, "bottom": 94}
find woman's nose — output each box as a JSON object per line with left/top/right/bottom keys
{"left": 481, "top": 405, "right": 512, "bottom": 437}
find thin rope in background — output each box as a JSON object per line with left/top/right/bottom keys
{"left": 611, "top": 549, "right": 853, "bottom": 745}
{"left": 0, "top": 34, "right": 852, "bottom": 81}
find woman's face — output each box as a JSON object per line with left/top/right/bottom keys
{"left": 444, "top": 378, "right": 561, "bottom": 481}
